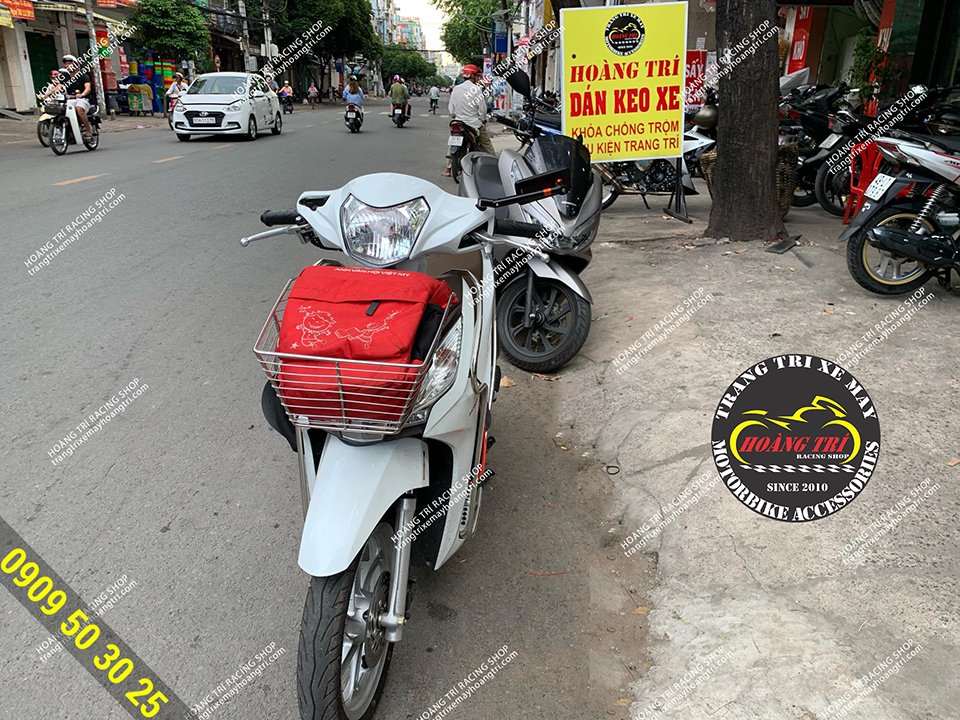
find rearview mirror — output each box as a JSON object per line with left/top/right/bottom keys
{"left": 515, "top": 167, "right": 570, "bottom": 196}
{"left": 503, "top": 66, "right": 531, "bottom": 99}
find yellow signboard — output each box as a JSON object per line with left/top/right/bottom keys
{"left": 561, "top": 1, "right": 687, "bottom": 162}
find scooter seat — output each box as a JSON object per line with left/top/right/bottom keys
{"left": 927, "top": 133, "right": 960, "bottom": 154}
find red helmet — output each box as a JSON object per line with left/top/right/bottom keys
{"left": 462, "top": 64, "right": 481, "bottom": 78}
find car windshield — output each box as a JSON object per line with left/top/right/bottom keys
{"left": 188, "top": 76, "right": 246, "bottom": 95}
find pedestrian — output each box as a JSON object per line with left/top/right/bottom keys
{"left": 307, "top": 82, "right": 319, "bottom": 109}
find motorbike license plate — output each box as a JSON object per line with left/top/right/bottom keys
{"left": 192, "top": 117, "right": 217, "bottom": 125}
{"left": 448, "top": 135, "right": 464, "bottom": 147}
{"left": 864, "top": 173, "right": 896, "bottom": 200}
{"left": 347, "top": 112, "right": 356, "bottom": 118}
{"left": 820, "top": 133, "right": 842, "bottom": 149}
{"left": 394, "top": 109, "right": 402, "bottom": 115}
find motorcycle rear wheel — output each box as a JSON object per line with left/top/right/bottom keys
{"left": 846, "top": 208, "right": 935, "bottom": 295}
{"left": 298, "top": 522, "right": 395, "bottom": 720}
{"left": 497, "top": 275, "right": 591, "bottom": 373}
{"left": 83, "top": 126, "right": 99, "bottom": 151}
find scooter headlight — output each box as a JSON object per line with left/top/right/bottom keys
{"left": 340, "top": 195, "right": 429, "bottom": 267}
{"left": 410, "top": 318, "right": 462, "bottom": 416}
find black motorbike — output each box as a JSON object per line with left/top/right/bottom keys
{"left": 282, "top": 94, "right": 294, "bottom": 114}
{"left": 429, "top": 97, "right": 438, "bottom": 114}
{"left": 343, "top": 103, "right": 363, "bottom": 133}
{"left": 840, "top": 132, "right": 960, "bottom": 295}
{"left": 448, "top": 120, "right": 478, "bottom": 183}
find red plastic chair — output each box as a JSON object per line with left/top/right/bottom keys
{"left": 844, "top": 141, "right": 883, "bottom": 224}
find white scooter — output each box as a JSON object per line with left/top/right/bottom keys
{"left": 240, "top": 163, "right": 572, "bottom": 720}
{"left": 47, "top": 97, "right": 100, "bottom": 155}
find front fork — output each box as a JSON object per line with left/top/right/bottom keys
{"left": 381, "top": 496, "right": 416, "bottom": 643}
{"left": 523, "top": 267, "right": 537, "bottom": 329}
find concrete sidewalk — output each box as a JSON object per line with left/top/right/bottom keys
{"left": 532, "top": 190, "right": 959, "bottom": 718}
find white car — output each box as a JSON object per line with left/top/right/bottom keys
{"left": 172, "top": 72, "right": 281, "bottom": 141}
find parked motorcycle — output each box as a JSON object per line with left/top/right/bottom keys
{"left": 461, "top": 67, "right": 601, "bottom": 372}
{"left": 344, "top": 102, "right": 363, "bottom": 133}
{"left": 46, "top": 98, "right": 100, "bottom": 155}
{"left": 596, "top": 127, "right": 715, "bottom": 210}
{"left": 840, "top": 134, "right": 960, "bottom": 295}
{"left": 448, "top": 120, "right": 478, "bottom": 183}
{"left": 239, "top": 160, "right": 575, "bottom": 720}
{"left": 391, "top": 103, "right": 408, "bottom": 127}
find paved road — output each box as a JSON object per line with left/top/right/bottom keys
{"left": 0, "top": 99, "right": 638, "bottom": 720}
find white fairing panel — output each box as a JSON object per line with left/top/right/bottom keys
{"left": 298, "top": 436, "right": 429, "bottom": 577}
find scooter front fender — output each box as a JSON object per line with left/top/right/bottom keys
{"left": 528, "top": 255, "right": 592, "bottom": 303}
{"left": 298, "top": 436, "right": 428, "bottom": 577}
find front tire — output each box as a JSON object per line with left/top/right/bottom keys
{"left": 177, "top": 133, "right": 191, "bottom": 142}
{"left": 298, "top": 522, "right": 395, "bottom": 720}
{"left": 50, "top": 123, "right": 68, "bottom": 155}
{"left": 497, "top": 274, "right": 591, "bottom": 373}
{"left": 272, "top": 112, "right": 282, "bottom": 135}
{"left": 246, "top": 115, "right": 258, "bottom": 141}
{"left": 815, "top": 162, "right": 849, "bottom": 216}
{"left": 846, "top": 207, "right": 935, "bottom": 295}
{"left": 38, "top": 120, "right": 51, "bottom": 147}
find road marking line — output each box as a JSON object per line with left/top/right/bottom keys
{"left": 152, "top": 155, "right": 183, "bottom": 164}
{"left": 53, "top": 174, "right": 108, "bottom": 186}
{"left": 213, "top": 143, "right": 232, "bottom": 149}
{"left": 304, "top": 124, "right": 314, "bottom": 128}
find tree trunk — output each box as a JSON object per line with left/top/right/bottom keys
{"left": 706, "top": 0, "right": 786, "bottom": 242}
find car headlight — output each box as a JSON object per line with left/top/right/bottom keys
{"left": 225, "top": 101, "right": 243, "bottom": 112}
{"left": 410, "top": 318, "right": 462, "bottom": 416}
{"left": 340, "top": 195, "right": 429, "bottom": 267}
{"left": 174, "top": 103, "right": 186, "bottom": 113}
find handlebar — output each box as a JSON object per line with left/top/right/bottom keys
{"left": 260, "top": 209, "right": 301, "bottom": 226}
{"left": 494, "top": 218, "right": 546, "bottom": 238}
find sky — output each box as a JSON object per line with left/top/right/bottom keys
{"left": 394, "top": 0, "right": 448, "bottom": 52}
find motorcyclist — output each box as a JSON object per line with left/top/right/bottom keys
{"left": 428, "top": 84, "right": 440, "bottom": 112}
{"left": 280, "top": 80, "right": 294, "bottom": 112}
{"left": 342, "top": 75, "right": 364, "bottom": 106}
{"left": 165, "top": 72, "right": 188, "bottom": 114}
{"left": 61, "top": 54, "right": 95, "bottom": 141}
{"left": 389, "top": 74, "right": 410, "bottom": 118}
{"left": 445, "top": 64, "right": 494, "bottom": 176}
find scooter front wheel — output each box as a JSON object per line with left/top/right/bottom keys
{"left": 298, "top": 522, "right": 395, "bottom": 720}
{"left": 38, "top": 121, "right": 51, "bottom": 147}
{"left": 497, "top": 274, "right": 591, "bottom": 373}
{"left": 50, "top": 123, "right": 68, "bottom": 156}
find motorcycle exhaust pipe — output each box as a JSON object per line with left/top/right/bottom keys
{"left": 867, "top": 226, "right": 959, "bottom": 268}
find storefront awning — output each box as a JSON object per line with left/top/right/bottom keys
{"left": 0, "top": 3, "right": 14, "bottom": 27}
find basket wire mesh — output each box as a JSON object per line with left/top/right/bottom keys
{"left": 254, "top": 279, "right": 449, "bottom": 434}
